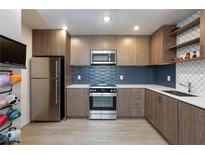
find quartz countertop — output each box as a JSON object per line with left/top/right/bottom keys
{"left": 66, "top": 84, "right": 205, "bottom": 110}
{"left": 66, "top": 84, "right": 90, "bottom": 88}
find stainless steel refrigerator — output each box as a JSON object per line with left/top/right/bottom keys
{"left": 30, "top": 57, "right": 65, "bottom": 121}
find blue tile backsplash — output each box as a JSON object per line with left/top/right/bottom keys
{"left": 72, "top": 64, "right": 176, "bottom": 88}
{"left": 154, "top": 64, "right": 176, "bottom": 88}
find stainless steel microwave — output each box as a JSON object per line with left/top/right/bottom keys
{"left": 90, "top": 50, "right": 117, "bottom": 65}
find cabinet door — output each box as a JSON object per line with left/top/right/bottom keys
{"left": 159, "top": 94, "right": 178, "bottom": 144}
{"left": 200, "top": 10, "right": 205, "bottom": 57}
{"left": 178, "top": 102, "right": 205, "bottom": 145}
{"left": 67, "top": 88, "right": 89, "bottom": 117}
{"left": 136, "top": 36, "right": 150, "bottom": 65}
{"left": 150, "top": 28, "right": 164, "bottom": 65}
{"left": 32, "top": 30, "right": 49, "bottom": 56}
{"left": 145, "top": 90, "right": 158, "bottom": 125}
{"left": 89, "top": 36, "right": 117, "bottom": 50}
{"left": 117, "top": 36, "right": 137, "bottom": 65}
{"left": 70, "top": 36, "right": 91, "bottom": 65}
{"left": 117, "top": 88, "right": 144, "bottom": 117}
{"left": 32, "top": 30, "right": 66, "bottom": 56}
{"left": 145, "top": 89, "right": 155, "bottom": 123}
{"left": 47, "top": 30, "right": 66, "bottom": 56}
{"left": 145, "top": 90, "right": 178, "bottom": 144}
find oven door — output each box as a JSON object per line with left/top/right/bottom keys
{"left": 89, "top": 93, "right": 116, "bottom": 111}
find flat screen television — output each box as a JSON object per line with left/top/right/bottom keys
{"left": 0, "top": 35, "right": 26, "bottom": 69}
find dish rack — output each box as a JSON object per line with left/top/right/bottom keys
{"left": 0, "top": 70, "right": 20, "bottom": 144}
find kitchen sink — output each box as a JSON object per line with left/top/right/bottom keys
{"left": 162, "top": 90, "right": 197, "bottom": 97}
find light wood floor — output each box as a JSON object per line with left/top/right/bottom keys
{"left": 21, "top": 119, "right": 168, "bottom": 145}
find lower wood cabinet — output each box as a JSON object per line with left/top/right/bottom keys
{"left": 178, "top": 102, "right": 205, "bottom": 145}
{"left": 67, "top": 88, "right": 89, "bottom": 117}
{"left": 117, "top": 88, "right": 145, "bottom": 117}
{"left": 145, "top": 90, "right": 178, "bottom": 144}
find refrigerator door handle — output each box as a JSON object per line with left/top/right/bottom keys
{"left": 55, "top": 61, "right": 59, "bottom": 78}
{"left": 56, "top": 79, "right": 59, "bottom": 104}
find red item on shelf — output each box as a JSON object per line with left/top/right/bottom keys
{"left": 0, "top": 114, "right": 9, "bottom": 127}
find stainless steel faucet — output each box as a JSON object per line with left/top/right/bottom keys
{"left": 179, "top": 82, "right": 191, "bottom": 93}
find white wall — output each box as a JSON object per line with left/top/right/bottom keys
{"left": 21, "top": 24, "right": 32, "bottom": 127}
{"left": 176, "top": 10, "right": 205, "bottom": 95}
{"left": 0, "top": 9, "right": 22, "bottom": 134}
{"left": 0, "top": 9, "right": 21, "bottom": 41}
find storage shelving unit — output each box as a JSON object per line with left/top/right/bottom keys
{"left": 169, "top": 18, "right": 200, "bottom": 36}
{"left": 0, "top": 70, "right": 20, "bottom": 144}
{"left": 168, "top": 15, "right": 201, "bottom": 63}
{"left": 168, "top": 37, "right": 200, "bottom": 50}
{"left": 170, "top": 57, "right": 205, "bottom": 63}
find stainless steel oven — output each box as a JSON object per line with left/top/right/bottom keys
{"left": 89, "top": 84, "right": 117, "bottom": 119}
{"left": 90, "top": 50, "right": 117, "bottom": 65}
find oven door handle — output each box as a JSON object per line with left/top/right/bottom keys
{"left": 89, "top": 93, "right": 117, "bottom": 97}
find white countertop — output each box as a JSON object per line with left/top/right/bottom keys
{"left": 66, "top": 84, "right": 205, "bottom": 110}
{"left": 66, "top": 84, "right": 90, "bottom": 88}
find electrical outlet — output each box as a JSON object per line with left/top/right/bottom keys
{"left": 77, "top": 75, "right": 81, "bottom": 80}
{"left": 120, "top": 75, "right": 124, "bottom": 80}
{"left": 167, "top": 75, "right": 171, "bottom": 81}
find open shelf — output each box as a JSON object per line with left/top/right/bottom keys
{"left": 168, "top": 37, "right": 200, "bottom": 50}
{"left": 170, "top": 57, "right": 204, "bottom": 63}
{"left": 169, "top": 18, "right": 200, "bottom": 36}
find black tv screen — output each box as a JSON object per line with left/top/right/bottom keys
{"left": 0, "top": 35, "right": 26, "bottom": 68}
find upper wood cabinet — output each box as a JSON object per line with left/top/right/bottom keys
{"left": 70, "top": 36, "right": 91, "bottom": 65}
{"left": 117, "top": 88, "right": 145, "bottom": 117}
{"left": 136, "top": 36, "right": 150, "bottom": 65}
{"left": 150, "top": 25, "right": 176, "bottom": 65}
{"left": 178, "top": 102, "right": 205, "bottom": 145}
{"left": 116, "top": 36, "right": 137, "bottom": 65}
{"left": 32, "top": 29, "right": 69, "bottom": 56}
{"left": 200, "top": 10, "right": 205, "bottom": 57}
{"left": 70, "top": 35, "right": 150, "bottom": 66}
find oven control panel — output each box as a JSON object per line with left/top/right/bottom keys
{"left": 89, "top": 88, "right": 116, "bottom": 93}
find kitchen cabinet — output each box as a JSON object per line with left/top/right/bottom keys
{"left": 70, "top": 35, "right": 150, "bottom": 66}
{"left": 33, "top": 29, "right": 69, "bottom": 56}
{"left": 159, "top": 93, "right": 178, "bottom": 144}
{"left": 116, "top": 36, "right": 137, "bottom": 65}
{"left": 178, "top": 102, "right": 205, "bottom": 145}
{"left": 145, "top": 90, "right": 178, "bottom": 144}
{"left": 89, "top": 35, "right": 117, "bottom": 50}
{"left": 70, "top": 36, "right": 91, "bottom": 65}
{"left": 67, "top": 88, "right": 89, "bottom": 117}
{"left": 145, "top": 89, "right": 156, "bottom": 124}
{"left": 200, "top": 10, "right": 205, "bottom": 57}
{"left": 150, "top": 25, "right": 176, "bottom": 64}
{"left": 136, "top": 36, "right": 150, "bottom": 65}
{"left": 117, "top": 88, "right": 145, "bottom": 117}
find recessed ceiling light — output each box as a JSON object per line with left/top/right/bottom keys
{"left": 103, "top": 15, "right": 112, "bottom": 23}
{"left": 134, "top": 26, "right": 140, "bottom": 31}
{"left": 62, "top": 26, "right": 68, "bottom": 30}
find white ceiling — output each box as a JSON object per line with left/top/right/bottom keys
{"left": 22, "top": 9, "right": 197, "bottom": 35}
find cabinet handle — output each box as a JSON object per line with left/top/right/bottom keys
{"left": 56, "top": 61, "right": 59, "bottom": 78}
{"left": 56, "top": 80, "right": 59, "bottom": 104}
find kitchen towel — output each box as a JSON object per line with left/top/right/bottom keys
{"left": 0, "top": 96, "right": 9, "bottom": 109}
{"left": 0, "top": 75, "right": 11, "bottom": 87}
{"left": 8, "top": 73, "right": 21, "bottom": 84}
